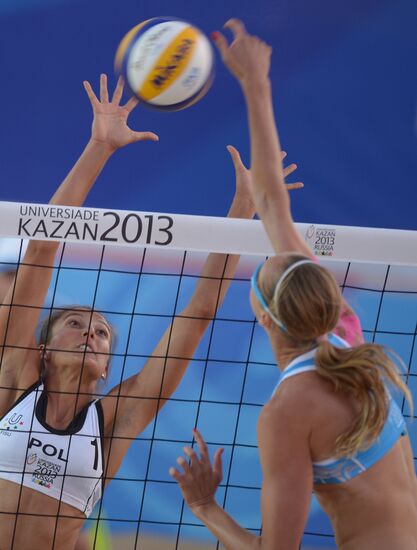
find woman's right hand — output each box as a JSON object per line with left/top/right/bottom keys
{"left": 228, "top": 144, "right": 303, "bottom": 210}
{"left": 169, "top": 429, "right": 223, "bottom": 513}
{"left": 84, "top": 74, "right": 159, "bottom": 153}
{"left": 212, "top": 19, "right": 272, "bottom": 87}
{"left": 229, "top": 146, "right": 303, "bottom": 190}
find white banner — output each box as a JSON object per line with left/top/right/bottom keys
{"left": 0, "top": 202, "right": 416, "bottom": 265}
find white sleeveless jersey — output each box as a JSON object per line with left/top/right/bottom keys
{"left": 0, "top": 381, "right": 104, "bottom": 517}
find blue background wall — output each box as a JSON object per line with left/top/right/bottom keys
{"left": 0, "top": 0, "right": 416, "bottom": 229}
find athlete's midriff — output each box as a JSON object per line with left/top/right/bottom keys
{"left": 314, "top": 442, "right": 417, "bottom": 550}
{"left": 0, "top": 478, "right": 84, "bottom": 550}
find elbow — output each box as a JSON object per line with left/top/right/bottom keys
{"left": 181, "top": 304, "right": 216, "bottom": 323}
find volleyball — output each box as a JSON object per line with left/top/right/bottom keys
{"left": 114, "top": 17, "right": 214, "bottom": 111}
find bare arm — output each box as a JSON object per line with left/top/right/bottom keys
{"left": 169, "top": 386, "right": 313, "bottom": 550}
{"left": 257, "top": 392, "right": 313, "bottom": 549}
{"left": 102, "top": 145, "right": 306, "bottom": 474}
{"left": 0, "top": 75, "right": 157, "bottom": 394}
{"left": 213, "top": 22, "right": 309, "bottom": 257}
{"left": 172, "top": 428, "right": 261, "bottom": 550}
{"left": 238, "top": 55, "right": 364, "bottom": 345}
{"left": 213, "top": 21, "right": 364, "bottom": 345}
{"left": 102, "top": 147, "right": 257, "bottom": 474}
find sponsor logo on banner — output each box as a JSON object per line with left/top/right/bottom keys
{"left": 16, "top": 204, "right": 174, "bottom": 247}
{"left": 305, "top": 225, "right": 336, "bottom": 257}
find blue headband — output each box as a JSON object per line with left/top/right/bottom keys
{"left": 251, "top": 259, "right": 315, "bottom": 331}
{"left": 251, "top": 263, "right": 286, "bottom": 331}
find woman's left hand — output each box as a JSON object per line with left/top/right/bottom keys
{"left": 84, "top": 74, "right": 159, "bottom": 153}
{"left": 228, "top": 145, "right": 303, "bottom": 212}
{"left": 169, "top": 429, "right": 223, "bottom": 512}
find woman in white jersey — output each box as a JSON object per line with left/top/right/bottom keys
{"left": 0, "top": 74, "right": 303, "bottom": 550}
{"left": 169, "top": 20, "right": 417, "bottom": 550}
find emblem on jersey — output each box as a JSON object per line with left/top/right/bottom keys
{"left": 1, "top": 413, "right": 24, "bottom": 431}
{"left": 26, "top": 453, "right": 37, "bottom": 465}
{"left": 31, "top": 458, "right": 62, "bottom": 489}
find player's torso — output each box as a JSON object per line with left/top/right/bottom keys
{"left": 0, "top": 382, "right": 104, "bottom": 549}
{"left": 315, "top": 440, "right": 417, "bottom": 549}
{"left": 286, "top": 371, "right": 417, "bottom": 549}
{"left": 0, "top": 383, "right": 103, "bottom": 507}
{"left": 0, "top": 478, "right": 84, "bottom": 550}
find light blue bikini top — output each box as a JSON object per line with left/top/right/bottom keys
{"left": 274, "top": 333, "right": 407, "bottom": 485}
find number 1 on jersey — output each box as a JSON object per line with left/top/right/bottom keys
{"left": 91, "top": 438, "right": 98, "bottom": 471}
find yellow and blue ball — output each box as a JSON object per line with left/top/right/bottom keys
{"left": 115, "top": 17, "right": 214, "bottom": 111}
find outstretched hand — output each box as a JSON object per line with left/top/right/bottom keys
{"left": 228, "top": 145, "right": 303, "bottom": 210}
{"left": 212, "top": 19, "right": 271, "bottom": 85}
{"left": 84, "top": 74, "right": 159, "bottom": 152}
{"left": 169, "top": 429, "right": 223, "bottom": 512}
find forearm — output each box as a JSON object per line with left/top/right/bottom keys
{"left": 50, "top": 139, "right": 112, "bottom": 207}
{"left": 149, "top": 199, "right": 253, "bottom": 400}
{"left": 29, "top": 140, "right": 113, "bottom": 256}
{"left": 241, "top": 78, "right": 310, "bottom": 256}
{"left": 193, "top": 501, "right": 260, "bottom": 550}
{"left": 242, "top": 79, "right": 288, "bottom": 214}
{"left": 185, "top": 197, "right": 254, "bottom": 317}
{"left": 0, "top": 142, "right": 114, "bottom": 357}
{"left": 3, "top": 144, "right": 111, "bottom": 303}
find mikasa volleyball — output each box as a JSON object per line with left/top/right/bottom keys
{"left": 115, "top": 17, "right": 214, "bottom": 111}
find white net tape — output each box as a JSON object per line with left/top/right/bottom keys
{"left": 1, "top": 201, "right": 417, "bottom": 264}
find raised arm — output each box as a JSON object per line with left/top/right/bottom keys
{"left": 102, "top": 145, "right": 256, "bottom": 475}
{"left": 0, "top": 75, "right": 158, "bottom": 393}
{"left": 102, "top": 145, "right": 305, "bottom": 476}
{"left": 213, "top": 22, "right": 364, "bottom": 346}
{"left": 212, "top": 21, "right": 310, "bottom": 257}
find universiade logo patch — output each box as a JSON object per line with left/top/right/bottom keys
{"left": 27, "top": 453, "right": 37, "bottom": 465}
{"left": 305, "top": 225, "right": 336, "bottom": 257}
{"left": 31, "top": 458, "right": 62, "bottom": 490}
{"left": 0, "top": 414, "right": 24, "bottom": 435}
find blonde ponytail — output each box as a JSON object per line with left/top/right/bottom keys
{"left": 315, "top": 341, "right": 412, "bottom": 457}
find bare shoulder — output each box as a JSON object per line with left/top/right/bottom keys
{"left": 273, "top": 372, "right": 324, "bottom": 407}
{"left": 258, "top": 376, "right": 315, "bottom": 478}
{"left": 261, "top": 373, "right": 320, "bottom": 428}
{"left": 0, "top": 351, "right": 40, "bottom": 418}
{"left": 261, "top": 372, "right": 339, "bottom": 436}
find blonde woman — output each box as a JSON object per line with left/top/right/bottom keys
{"left": 170, "top": 20, "right": 417, "bottom": 550}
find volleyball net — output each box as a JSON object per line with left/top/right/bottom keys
{"left": 0, "top": 201, "right": 416, "bottom": 550}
